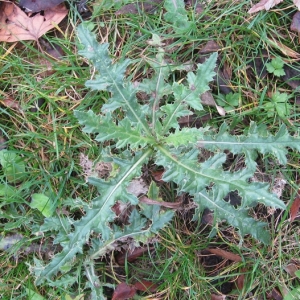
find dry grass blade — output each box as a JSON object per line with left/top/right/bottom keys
{"left": 139, "top": 196, "right": 182, "bottom": 209}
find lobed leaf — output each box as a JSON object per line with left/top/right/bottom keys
{"left": 77, "top": 24, "right": 150, "bottom": 133}
{"left": 164, "top": 0, "right": 192, "bottom": 32}
{"left": 36, "top": 151, "right": 151, "bottom": 283}
{"left": 194, "top": 190, "right": 270, "bottom": 244}
{"left": 155, "top": 146, "right": 285, "bottom": 242}
{"left": 201, "top": 123, "right": 300, "bottom": 165}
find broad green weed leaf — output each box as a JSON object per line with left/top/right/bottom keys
{"left": 25, "top": 288, "right": 45, "bottom": 300}
{"left": 0, "top": 150, "right": 27, "bottom": 183}
{"left": 30, "top": 193, "right": 55, "bottom": 218}
{"left": 0, "top": 183, "right": 17, "bottom": 199}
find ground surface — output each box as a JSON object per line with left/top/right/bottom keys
{"left": 1, "top": 0, "right": 300, "bottom": 299}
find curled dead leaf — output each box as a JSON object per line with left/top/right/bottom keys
{"left": 207, "top": 248, "right": 242, "bottom": 262}
{"left": 0, "top": 1, "right": 68, "bottom": 42}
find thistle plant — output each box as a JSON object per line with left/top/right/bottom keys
{"left": 32, "top": 24, "right": 300, "bottom": 298}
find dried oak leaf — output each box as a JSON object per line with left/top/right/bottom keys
{"left": 249, "top": 0, "right": 300, "bottom": 13}
{"left": 0, "top": 1, "right": 68, "bottom": 42}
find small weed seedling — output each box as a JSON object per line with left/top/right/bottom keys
{"left": 31, "top": 25, "right": 300, "bottom": 298}
{"left": 266, "top": 57, "right": 285, "bottom": 77}
{"left": 264, "top": 91, "right": 292, "bottom": 120}
{"left": 216, "top": 92, "right": 240, "bottom": 113}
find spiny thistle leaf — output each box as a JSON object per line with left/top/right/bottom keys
{"left": 201, "top": 122, "right": 300, "bottom": 165}
{"left": 75, "top": 111, "right": 155, "bottom": 149}
{"left": 90, "top": 207, "right": 174, "bottom": 259}
{"left": 172, "top": 53, "right": 217, "bottom": 111}
{"left": 36, "top": 151, "right": 151, "bottom": 284}
{"left": 155, "top": 147, "right": 285, "bottom": 211}
{"left": 159, "top": 102, "right": 192, "bottom": 132}
{"left": 164, "top": 0, "right": 192, "bottom": 33}
{"left": 195, "top": 190, "right": 270, "bottom": 244}
{"left": 163, "top": 128, "right": 206, "bottom": 147}
{"left": 77, "top": 25, "right": 150, "bottom": 133}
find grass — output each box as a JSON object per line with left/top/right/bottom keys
{"left": 0, "top": 0, "right": 300, "bottom": 299}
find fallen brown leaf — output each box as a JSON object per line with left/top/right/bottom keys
{"left": 207, "top": 248, "right": 242, "bottom": 262}
{"left": 0, "top": 97, "right": 21, "bottom": 110}
{"left": 248, "top": 0, "right": 283, "bottom": 13}
{"left": 200, "top": 91, "right": 226, "bottom": 116}
{"left": 211, "top": 294, "right": 226, "bottom": 300}
{"left": 134, "top": 280, "right": 158, "bottom": 293}
{"left": 289, "top": 195, "right": 300, "bottom": 222}
{"left": 115, "top": 0, "right": 162, "bottom": 15}
{"left": 249, "top": 0, "right": 300, "bottom": 13}
{"left": 271, "top": 288, "right": 283, "bottom": 300}
{"left": 151, "top": 169, "right": 164, "bottom": 182}
{"left": 115, "top": 246, "right": 154, "bottom": 265}
{"left": 0, "top": 1, "right": 68, "bottom": 42}
{"left": 112, "top": 282, "right": 136, "bottom": 300}
{"left": 291, "top": 12, "right": 300, "bottom": 33}
{"left": 199, "top": 41, "right": 220, "bottom": 54}
{"left": 20, "top": 0, "right": 65, "bottom": 13}
{"left": 236, "top": 268, "right": 247, "bottom": 290}
{"left": 268, "top": 37, "right": 300, "bottom": 59}
{"left": 284, "top": 263, "right": 299, "bottom": 277}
